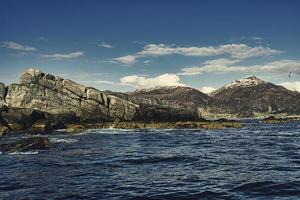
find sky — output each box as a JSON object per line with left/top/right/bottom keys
{"left": 1, "top": 0, "right": 300, "bottom": 93}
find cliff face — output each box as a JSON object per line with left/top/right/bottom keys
{"left": 4, "top": 69, "right": 138, "bottom": 122}
{"left": 1, "top": 69, "right": 202, "bottom": 128}
{"left": 0, "top": 83, "right": 5, "bottom": 108}
{"left": 210, "top": 76, "right": 300, "bottom": 117}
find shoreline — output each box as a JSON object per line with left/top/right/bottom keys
{"left": 1, "top": 120, "right": 243, "bottom": 136}
{"left": 62, "top": 120, "right": 243, "bottom": 134}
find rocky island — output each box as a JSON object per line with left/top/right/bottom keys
{"left": 1, "top": 68, "right": 300, "bottom": 137}
{"left": 0, "top": 69, "right": 244, "bottom": 136}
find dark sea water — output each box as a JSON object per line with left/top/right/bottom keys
{"left": 1, "top": 121, "right": 300, "bottom": 200}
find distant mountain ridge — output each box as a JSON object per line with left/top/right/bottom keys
{"left": 108, "top": 76, "right": 300, "bottom": 118}
{"left": 210, "top": 76, "right": 300, "bottom": 117}
{"left": 1, "top": 69, "right": 299, "bottom": 122}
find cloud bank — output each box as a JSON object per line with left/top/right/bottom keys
{"left": 113, "top": 55, "right": 137, "bottom": 65}
{"left": 120, "top": 73, "right": 186, "bottom": 88}
{"left": 200, "top": 86, "right": 216, "bottom": 94}
{"left": 137, "top": 43, "right": 280, "bottom": 59}
{"left": 180, "top": 59, "right": 300, "bottom": 76}
{"left": 112, "top": 43, "right": 281, "bottom": 65}
{"left": 280, "top": 81, "right": 300, "bottom": 92}
{"left": 2, "top": 41, "right": 37, "bottom": 51}
{"left": 40, "top": 51, "right": 84, "bottom": 60}
{"left": 99, "top": 42, "right": 114, "bottom": 48}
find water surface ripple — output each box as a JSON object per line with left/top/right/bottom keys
{"left": 1, "top": 121, "right": 300, "bottom": 199}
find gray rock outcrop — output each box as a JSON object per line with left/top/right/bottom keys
{"left": 0, "top": 137, "right": 53, "bottom": 153}
{"left": 0, "top": 82, "right": 5, "bottom": 108}
{"left": 5, "top": 69, "right": 138, "bottom": 122}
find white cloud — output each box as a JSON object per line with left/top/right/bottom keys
{"left": 179, "top": 58, "right": 242, "bottom": 75}
{"left": 113, "top": 55, "right": 137, "bottom": 65}
{"left": 280, "top": 81, "right": 300, "bottom": 92}
{"left": 143, "top": 60, "right": 152, "bottom": 64}
{"left": 39, "top": 37, "right": 48, "bottom": 41}
{"left": 113, "top": 43, "right": 281, "bottom": 64}
{"left": 2, "top": 41, "right": 37, "bottom": 51}
{"left": 180, "top": 59, "right": 300, "bottom": 76}
{"left": 203, "top": 58, "right": 241, "bottom": 66}
{"left": 252, "top": 37, "right": 263, "bottom": 41}
{"left": 200, "top": 86, "right": 216, "bottom": 94}
{"left": 137, "top": 43, "right": 280, "bottom": 59}
{"left": 120, "top": 73, "right": 187, "bottom": 88}
{"left": 99, "top": 42, "right": 114, "bottom": 48}
{"left": 80, "top": 80, "right": 115, "bottom": 85}
{"left": 40, "top": 51, "right": 84, "bottom": 60}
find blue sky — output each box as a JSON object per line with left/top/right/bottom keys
{"left": 1, "top": 0, "right": 300, "bottom": 92}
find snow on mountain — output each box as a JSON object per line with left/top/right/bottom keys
{"left": 131, "top": 85, "right": 191, "bottom": 94}
{"left": 224, "top": 76, "right": 265, "bottom": 89}
{"left": 211, "top": 76, "right": 265, "bottom": 96}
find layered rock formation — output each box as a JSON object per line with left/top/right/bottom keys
{"left": 0, "top": 82, "right": 5, "bottom": 108}
{"left": 5, "top": 69, "right": 138, "bottom": 122}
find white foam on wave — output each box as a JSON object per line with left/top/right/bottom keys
{"left": 50, "top": 138, "right": 78, "bottom": 143}
{"left": 75, "top": 128, "right": 135, "bottom": 135}
{"left": 9, "top": 151, "right": 39, "bottom": 155}
{"left": 73, "top": 128, "right": 182, "bottom": 135}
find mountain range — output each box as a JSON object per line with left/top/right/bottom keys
{"left": 109, "top": 76, "right": 300, "bottom": 118}
{"left": 0, "top": 68, "right": 299, "bottom": 127}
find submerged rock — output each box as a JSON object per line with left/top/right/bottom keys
{"left": 261, "top": 116, "right": 300, "bottom": 124}
{"left": 25, "top": 119, "right": 53, "bottom": 135}
{"left": 0, "top": 124, "right": 11, "bottom": 136}
{"left": 0, "top": 137, "right": 53, "bottom": 153}
{"left": 0, "top": 107, "right": 45, "bottom": 132}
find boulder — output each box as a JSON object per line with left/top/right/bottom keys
{"left": 261, "top": 116, "right": 297, "bottom": 124}
{"left": 25, "top": 119, "right": 53, "bottom": 135}
{"left": 19, "top": 68, "right": 44, "bottom": 85}
{"left": 215, "top": 118, "right": 238, "bottom": 123}
{"left": 0, "top": 137, "right": 53, "bottom": 153}
{"left": 1, "top": 110, "right": 28, "bottom": 131}
{"left": 0, "top": 112, "right": 11, "bottom": 136}
{"left": 0, "top": 124, "right": 11, "bottom": 136}
{"left": 0, "top": 107, "right": 45, "bottom": 131}
{"left": 263, "top": 116, "right": 277, "bottom": 121}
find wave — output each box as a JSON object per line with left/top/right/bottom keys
{"left": 132, "top": 190, "right": 228, "bottom": 200}
{"left": 122, "top": 155, "right": 198, "bottom": 165}
{"left": 231, "top": 181, "right": 300, "bottom": 196}
{"left": 50, "top": 137, "right": 78, "bottom": 143}
{"left": 8, "top": 151, "right": 39, "bottom": 155}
